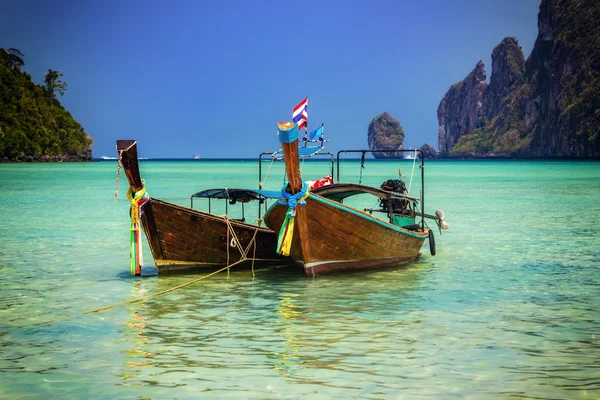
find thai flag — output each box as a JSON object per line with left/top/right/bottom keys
{"left": 293, "top": 97, "right": 308, "bottom": 131}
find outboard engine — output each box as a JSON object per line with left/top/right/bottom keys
{"left": 380, "top": 179, "right": 409, "bottom": 214}
{"left": 380, "top": 178, "right": 407, "bottom": 194}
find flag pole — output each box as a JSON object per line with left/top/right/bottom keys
{"left": 321, "top": 123, "right": 324, "bottom": 147}
{"left": 304, "top": 96, "right": 308, "bottom": 146}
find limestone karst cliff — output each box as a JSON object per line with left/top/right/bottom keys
{"left": 437, "top": 0, "right": 600, "bottom": 158}
{"left": 437, "top": 61, "right": 487, "bottom": 155}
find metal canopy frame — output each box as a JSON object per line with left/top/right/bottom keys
{"left": 336, "top": 149, "right": 425, "bottom": 232}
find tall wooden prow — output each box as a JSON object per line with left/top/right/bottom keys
{"left": 116, "top": 140, "right": 144, "bottom": 192}
{"left": 278, "top": 123, "right": 303, "bottom": 192}
{"left": 277, "top": 122, "right": 312, "bottom": 264}
{"left": 115, "top": 140, "right": 165, "bottom": 274}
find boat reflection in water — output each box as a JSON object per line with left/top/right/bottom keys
{"left": 115, "top": 264, "right": 426, "bottom": 390}
{"left": 119, "top": 280, "right": 153, "bottom": 387}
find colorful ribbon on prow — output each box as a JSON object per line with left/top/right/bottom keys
{"left": 127, "top": 186, "right": 150, "bottom": 275}
{"left": 276, "top": 182, "right": 309, "bottom": 256}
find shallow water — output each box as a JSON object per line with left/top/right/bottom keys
{"left": 0, "top": 159, "right": 599, "bottom": 399}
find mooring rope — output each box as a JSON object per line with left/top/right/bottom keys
{"left": 408, "top": 149, "right": 418, "bottom": 194}
{"left": 222, "top": 216, "right": 259, "bottom": 260}
{"left": 0, "top": 260, "right": 245, "bottom": 336}
{"left": 83, "top": 261, "right": 244, "bottom": 314}
{"left": 260, "top": 156, "right": 276, "bottom": 190}
{"left": 1, "top": 219, "right": 263, "bottom": 336}
{"left": 359, "top": 151, "right": 366, "bottom": 185}
{"left": 226, "top": 219, "right": 230, "bottom": 266}
{"left": 251, "top": 232, "right": 258, "bottom": 278}
{"left": 113, "top": 151, "right": 123, "bottom": 202}
{"left": 223, "top": 215, "right": 245, "bottom": 257}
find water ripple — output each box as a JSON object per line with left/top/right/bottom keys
{"left": 1, "top": 161, "right": 600, "bottom": 398}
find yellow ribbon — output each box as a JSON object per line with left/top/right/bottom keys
{"left": 277, "top": 192, "right": 309, "bottom": 256}
{"left": 127, "top": 187, "right": 146, "bottom": 226}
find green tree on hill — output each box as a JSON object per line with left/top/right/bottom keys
{"left": 0, "top": 48, "right": 92, "bottom": 161}
{"left": 7, "top": 48, "right": 25, "bottom": 71}
{"left": 44, "top": 69, "right": 67, "bottom": 98}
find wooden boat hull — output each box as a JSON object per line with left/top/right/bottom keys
{"left": 264, "top": 193, "right": 428, "bottom": 277}
{"left": 141, "top": 198, "right": 291, "bottom": 273}
{"left": 116, "top": 139, "right": 292, "bottom": 275}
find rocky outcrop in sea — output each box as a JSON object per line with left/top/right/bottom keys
{"left": 418, "top": 143, "right": 439, "bottom": 159}
{"left": 367, "top": 112, "right": 406, "bottom": 159}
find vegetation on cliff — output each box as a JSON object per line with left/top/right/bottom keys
{"left": 0, "top": 48, "right": 92, "bottom": 161}
{"left": 549, "top": 0, "right": 600, "bottom": 146}
{"left": 367, "top": 112, "right": 405, "bottom": 158}
{"left": 439, "top": 0, "right": 600, "bottom": 158}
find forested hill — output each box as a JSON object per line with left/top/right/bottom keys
{"left": 0, "top": 48, "right": 92, "bottom": 162}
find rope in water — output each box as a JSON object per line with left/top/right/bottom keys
{"left": 0, "top": 262, "right": 243, "bottom": 336}
{"left": 83, "top": 261, "right": 245, "bottom": 315}
{"left": 0, "top": 217, "right": 262, "bottom": 336}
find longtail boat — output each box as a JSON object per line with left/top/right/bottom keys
{"left": 116, "top": 140, "right": 292, "bottom": 275}
{"left": 263, "top": 122, "right": 448, "bottom": 277}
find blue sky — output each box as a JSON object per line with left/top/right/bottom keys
{"left": 1, "top": 0, "right": 541, "bottom": 158}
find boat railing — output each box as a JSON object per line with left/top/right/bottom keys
{"left": 257, "top": 150, "right": 335, "bottom": 219}
{"left": 258, "top": 150, "right": 335, "bottom": 191}
{"left": 190, "top": 188, "right": 280, "bottom": 225}
{"left": 336, "top": 149, "right": 425, "bottom": 232}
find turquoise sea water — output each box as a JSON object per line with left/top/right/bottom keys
{"left": 1, "top": 158, "right": 599, "bottom": 399}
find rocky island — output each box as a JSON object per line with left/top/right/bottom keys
{"left": 0, "top": 48, "right": 92, "bottom": 162}
{"left": 367, "top": 112, "right": 406, "bottom": 158}
{"left": 367, "top": 112, "right": 439, "bottom": 159}
{"left": 438, "top": 0, "right": 599, "bottom": 158}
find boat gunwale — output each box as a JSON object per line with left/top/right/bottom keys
{"left": 150, "top": 198, "right": 276, "bottom": 233}
{"left": 310, "top": 182, "right": 420, "bottom": 203}
{"left": 266, "top": 190, "right": 428, "bottom": 239}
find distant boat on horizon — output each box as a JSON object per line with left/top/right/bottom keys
{"left": 404, "top": 148, "right": 419, "bottom": 160}
{"left": 100, "top": 155, "right": 149, "bottom": 160}
{"left": 193, "top": 154, "right": 201, "bottom": 159}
